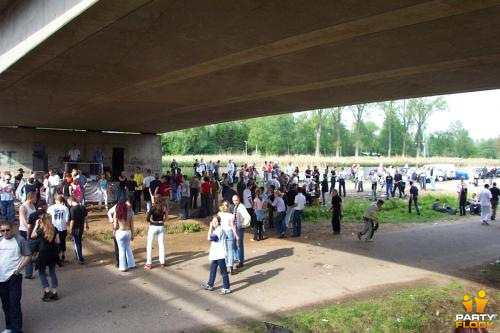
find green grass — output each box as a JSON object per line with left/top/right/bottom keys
{"left": 303, "top": 194, "right": 460, "bottom": 223}
{"left": 206, "top": 282, "right": 491, "bottom": 333}
{"left": 166, "top": 222, "right": 202, "bottom": 234}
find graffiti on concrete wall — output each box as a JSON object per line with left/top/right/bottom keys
{"left": 0, "top": 151, "right": 16, "bottom": 166}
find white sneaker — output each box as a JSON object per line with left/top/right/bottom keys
{"left": 219, "top": 288, "right": 231, "bottom": 295}
{"left": 2, "top": 329, "right": 13, "bottom": 333}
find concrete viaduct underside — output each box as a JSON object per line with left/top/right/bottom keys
{"left": 1, "top": 0, "right": 500, "bottom": 134}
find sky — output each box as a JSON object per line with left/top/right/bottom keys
{"left": 343, "top": 89, "right": 500, "bottom": 141}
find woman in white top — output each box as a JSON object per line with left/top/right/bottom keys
{"left": 217, "top": 201, "right": 239, "bottom": 274}
{"left": 19, "top": 191, "right": 37, "bottom": 278}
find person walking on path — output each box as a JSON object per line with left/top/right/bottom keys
{"left": 408, "top": 181, "right": 420, "bottom": 215}
{"left": 331, "top": 189, "right": 343, "bottom": 235}
{"left": 490, "top": 182, "right": 499, "bottom": 221}
{"left": 202, "top": 215, "right": 231, "bottom": 294}
{"left": 31, "top": 214, "right": 61, "bottom": 302}
{"left": 457, "top": 177, "right": 468, "bottom": 216}
{"left": 0, "top": 222, "right": 32, "bottom": 333}
{"left": 144, "top": 195, "right": 167, "bottom": 270}
{"left": 358, "top": 200, "right": 384, "bottom": 241}
{"left": 479, "top": 184, "right": 493, "bottom": 225}
{"left": 232, "top": 195, "right": 250, "bottom": 268}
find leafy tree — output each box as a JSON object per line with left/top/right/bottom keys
{"left": 350, "top": 104, "right": 371, "bottom": 157}
{"left": 311, "top": 109, "right": 324, "bottom": 156}
{"left": 378, "top": 101, "right": 399, "bottom": 158}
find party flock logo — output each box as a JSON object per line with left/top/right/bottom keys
{"left": 455, "top": 289, "right": 496, "bottom": 329}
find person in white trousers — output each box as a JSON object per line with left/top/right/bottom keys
{"left": 144, "top": 195, "right": 168, "bottom": 270}
{"left": 479, "top": 184, "right": 493, "bottom": 225}
{"left": 97, "top": 174, "right": 108, "bottom": 209}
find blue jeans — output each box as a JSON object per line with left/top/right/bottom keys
{"left": 236, "top": 228, "right": 245, "bottom": 265}
{"left": 207, "top": 259, "right": 229, "bottom": 289}
{"left": 115, "top": 230, "right": 135, "bottom": 271}
{"left": 292, "top": 210, "right": 303, "bottom": 237}
{"left": 386, "top": 183, "right": 393, "bottom": 198}
{"left": 275, "top": 211, "right": 286, "bottom": 235}
{"left": 0, "top": 200, "right": 15, "bottom": 223}
{"left": 224, "top": 230, "right": 235, "bottom": 268}
{"left": 38, "top": 264, "right": 58, "bottom": 289}
{"left": 0, "top": 273, "right": 23, "bottom": 333}
{"left": 420, "top": 176, "right": 426, "bottom": 190}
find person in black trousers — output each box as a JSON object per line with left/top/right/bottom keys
{"left": 338, "top": 169, "right": 346, "bottom": 197}
{"left": 408, "top": 181, "right": 420, "bottom": 215}
{"left": 331, "top": 189, "right": 343, "bottom": 234}
{"left": 457, "top": 178, "right": 468, "bottom": 216}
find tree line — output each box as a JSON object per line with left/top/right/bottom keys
{"left": 162, "top": 97, "right": 498, "bottom": 159}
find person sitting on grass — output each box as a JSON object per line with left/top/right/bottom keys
{"left": 358, "top": 199, "right": 384, "bottom": 242}
{"left": 431, "top": 199, "right": 457, "bottom": 215}
{"left": 202, "top": 215, "right": 231, "bottom": 295}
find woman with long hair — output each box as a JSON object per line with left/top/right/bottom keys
{"left": 253, "top": 188, "right": 265, "bottom": 241}
{"left": 217, "top": 201, "right": 239, "bottom": 274}
{"left": 31, "top": 214, "right": 61, "bottom": 301}
{"left": 113, "top": 200, "right": 136, "bottom": 272}
{"left": 144, "top": 195, "right": 167, "bottom": 270}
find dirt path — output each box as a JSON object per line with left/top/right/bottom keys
{"left": 5, "top": 210, "right": 499, "bottom": 333}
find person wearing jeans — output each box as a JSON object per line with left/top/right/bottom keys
{"left": 0, "top": 222, "right": 32, "bottom": 333}
{"left": 144, "top": 196, "right": 167, "bottom": 270}
{"left": 0, "top": 174, "right": 15, "bottom": 224}
{"left": 97, "top": 175, "right": 108, "bottom": 209}
{"left": 203, "top": 216, "right": 230, "bottom": 294}
{"left": 113, "top": 201, "right": 136, "bottom": 272}
{"left": 270, "top": 191, "right": 287, "bottom": 237}
{"left": 232, "top": 195, "right": 250, "bottom": 268}
{"left": 218, "top": 201, "right": 238, "bottom": 274}
{"left": 358, "top": 200, "right": 384, "bottom": 241}
{"left": 68, "top": 196, "right": 89, "bottom": 264}
{"left": 292, "top": 189, "right": 306, "bottom": 237}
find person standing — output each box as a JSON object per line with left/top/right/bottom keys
{"left": 232, "top": 195, "right": 250, "bottom": 268}
{"left": 218, "top": 201, "right": 238, "bottom": 274}
{"left": 385, "top": 172, "right": 394, "bottom": 199}
{"left": 144, "top": 195, "right": 167, "bottom": 270}
{"left": 75, "top": 170, "right": 87, "bottom": 206}
{"left": 132, "top": 167, "right": 144, "bottom": 213}
{"left": 117, "top": 171, "right": 127, "bottom": 201}
{"left": 0, "top": 173, "right": 15, "bottom": 225}
{"left": 179, "top": 176, "right": 190, "bottom": 220}
{"left": 321, "top": 176, "right": 329, "bottom": 207}
{"left": 370, "top": 171, "right": 378, "bottom": 201}
{"left": 97, "top": 174, "right": 108, "bottom": 210}
{"left": 338, "top": 168, "right": 347, "bottom": 197}
{"left": 18, "top": 192, "right": 36, "bottom": 279}
{"left": 269, "top": 190, "right": 286, "bottom": 238}
{"left": 408, "top": 181, "right": 420, "bottom": 215}
{"left": 189, "top": 175, "right": 200, "bottom": 209}
{"left": 292, "top": 188, "right": 306, "bottom": 237}
{"left": 393, "top": 170, "right": 403, "bottom": 198}
{"left": 242, "top": 183, "right": 255, "bottom": 229}
{"left": 356, "top": 167, "right": 364, "bottom": 192}
{"left": 331, "top": 189, "right": 343, "bottom": 234}
{"left": 429, "top": 167, "right": 436, "bottom": 191}
{"left": 329, "top": 169, "right": 337, "bottom": 195}
{"left": 113, "top": 201, "right": 136, "bottom": 272}
{"left": 0, "top": 222, "right": 32, "bottom": 333}
{"left": 126, "top": 175, "right": 137, "bottom": 211}
{"left": 199, "top": 177, "right": 212, "bottom": 218}
{"left": 142, "top": 169, "right": 155, "bottom": 213}
{"left": 46, "top": 169, "right": 60, "bottom": 206}
{"left": 31, "top": 214, "right": 61, "bottom": 301}
{"left": 358, "top": 200, "right": 384, "bottom": 241}
{"left": 68, "top": 196, "right": 89, "bottom": 264}
{"left": 479, "top": 184, "right": 492, "bottom": 225}
{"left": 490, "top": 182, "right": 499, "bottom": 221}
{"left": 47, "top": 195, "right": 70, "bottom": 263}
{"left": 283, "top": 184, "right": 298, "bottom": 228}
{"left": 253, "top": 189, "right": 265, "bottom": 241}
{"left": 457, "top": 177, "right": 468, "bottom": 216}
{"left": 202, "top": 215, "right": 231, "bottom": 294}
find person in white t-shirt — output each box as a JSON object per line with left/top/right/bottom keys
{"left": 479, "top": 184, "right": 493, "bottom": 225}
{"left": 242, "top": 184, "right": 255, "bottom": 229}
{"left": 68, "top": 144, "right": 80, "bottom": 162}
{"left": 143, "top": 169, "right": 155, "bottom": 212}
{"left": 292, "top": 189, "right": 306, "bottom": 237}
{"left": 47, "top": 194, "right": 70, "bottom": 262}
{"left": 47, "top": 169, "right": 61, "bottom": 206}
{"left": 202, "top": 215, "right": 231, "bottom": 294}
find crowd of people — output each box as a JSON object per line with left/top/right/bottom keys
{"left": 0, "top": 158, "right": 498, "bottom": 332}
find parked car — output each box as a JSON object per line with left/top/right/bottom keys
{"left": 454, "top": 170, "right": 469, "bottom": 180}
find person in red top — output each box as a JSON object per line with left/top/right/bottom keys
{"left": 199, "top": 177, "right": 212, "bottom": 218}
{"left": 159, "top": 176, "right": 170, "bottom": 210}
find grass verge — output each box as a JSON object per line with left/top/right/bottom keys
{"left": 206, "top": 282, "right": 499, "bottom": 333}
{"left": 304, "top": 194, "right": 461, "bottom": 223}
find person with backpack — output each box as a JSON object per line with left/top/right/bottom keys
{"left": 202, "top": 215, "right": 231, "bottom": 294}
{"left": 0, "top": 222, "right": 32, "bottom": 333}
{"left": 31, "top": 214, "right": 61, "bottom": 301}
{"left": 231, "top": 195, "right": 250, "bottom": 268}
{"left": 144, "top": 195, "right": 167, "bottom": 270}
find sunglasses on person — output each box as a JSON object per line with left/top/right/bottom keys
{"left": 1, "top": 229, "right": 11, "bottom": 233}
